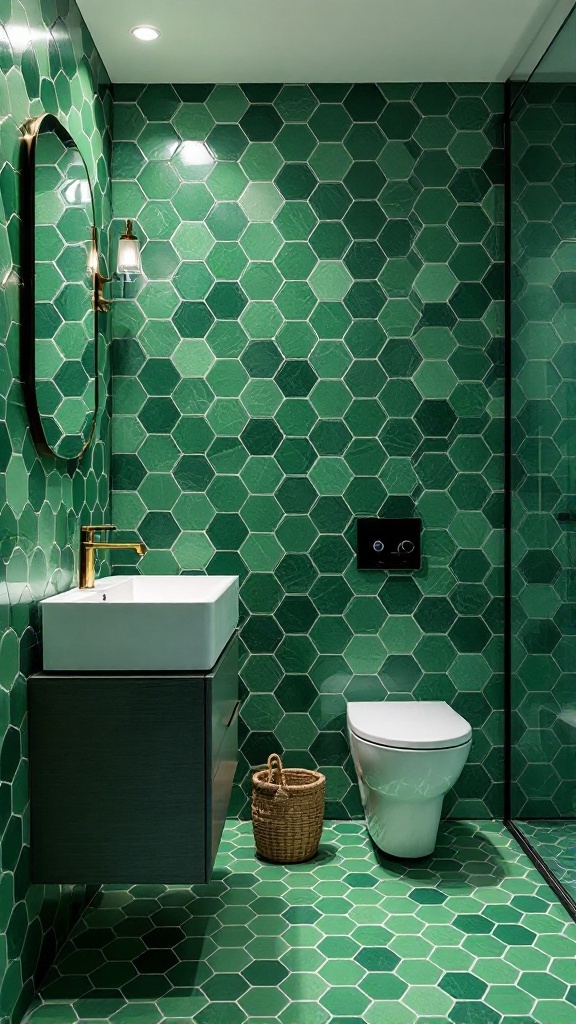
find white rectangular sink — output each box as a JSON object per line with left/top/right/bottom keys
{"left": 41, "top": 575, "right": 239, "bottom": 673}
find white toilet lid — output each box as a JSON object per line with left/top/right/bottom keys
{"left": 347, "top": 701, "right": 472, "bottom": 749}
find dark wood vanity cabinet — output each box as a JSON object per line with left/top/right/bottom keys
{"left": 28, "top": 634, "right": 239, "bottom": 885}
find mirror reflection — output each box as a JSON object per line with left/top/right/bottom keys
{"left": 22, "top": 114, "right": 98, "bottom": 460}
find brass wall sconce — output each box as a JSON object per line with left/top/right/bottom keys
{"left": 91, "top": 220, "right": 141, "bottom": 313}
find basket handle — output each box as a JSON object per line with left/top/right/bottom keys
{"left": 267, "top": 753, "right": 284, "bottom": 786}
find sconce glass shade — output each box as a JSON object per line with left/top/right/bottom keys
{"left": 117, "top": 220, "right": 141, "bottom": 276}
{"left": 87, "top": 228, "right": 99, "bottom": 276}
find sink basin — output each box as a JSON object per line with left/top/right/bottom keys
{"left": 41, "top": 575, "right": 239, "bottom": 673}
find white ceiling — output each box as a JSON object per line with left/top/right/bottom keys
{"left": 77, "top": 0, "right": 568, "bottom": 84}
{"left": 514, "top": 0, "right": 576, "bottom": 79}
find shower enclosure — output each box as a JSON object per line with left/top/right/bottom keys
{"left": 507, "top": 5, "right": 576, "bottom": 917}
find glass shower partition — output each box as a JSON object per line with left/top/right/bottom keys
{"left": 508, "top": 5, "right": 576, "bottom": 913}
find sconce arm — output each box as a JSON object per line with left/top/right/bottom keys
{"left": 94, "top": 270, "right": 111, "bottom": 313}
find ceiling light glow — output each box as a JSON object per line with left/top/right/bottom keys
{"left": 131, "top": 25, "right": 160, "bottom": 42}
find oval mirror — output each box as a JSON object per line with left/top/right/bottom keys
{"left": 21, "top": 114, "right": 99, "bottom": 460}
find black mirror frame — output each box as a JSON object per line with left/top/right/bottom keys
{"left": 20, "top": 112, "right": 100, "bottom": 461}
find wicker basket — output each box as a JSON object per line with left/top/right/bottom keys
{"left": 252, "top": 754, "right": 326, "bottom": 863}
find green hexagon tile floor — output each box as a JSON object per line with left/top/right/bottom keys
{"left": 23, "top": 820, "right": 576, "bottom": 1024}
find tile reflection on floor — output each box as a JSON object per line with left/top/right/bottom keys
{"left": 517, "top": 820, "right": 576, "bottom": 906}
{"left": 24, "top": 820, "right": 576, "bottom": 1024}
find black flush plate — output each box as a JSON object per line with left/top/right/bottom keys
{"left": 357, "top": 518, "right": 422, "bottom": 570}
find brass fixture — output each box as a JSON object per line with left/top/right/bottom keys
{"left": 90, "top": 221, "right": 142, "bottom": 313}
{"left": 80, "top": 525, "right": 146, "bottom": 589}
{"left": 90, "top": 227, "right": 111, "bottom": 313}
{"left": 94, "top": 269, "right": 111, "bottom": 313}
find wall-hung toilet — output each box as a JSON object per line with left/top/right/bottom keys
{"left": 347, "top": 701, "right": 472, "bottom": 858}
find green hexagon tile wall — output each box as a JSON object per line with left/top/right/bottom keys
{"left": 7, "top": 0, "right": 576, "bottom": 1013}
{"left": 109, "top": 83, "right": 506, "bottom": 821}
{"left": 0, "top": 1, "right": 112, "bottom": 1022}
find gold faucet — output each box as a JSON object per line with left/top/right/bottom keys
{"left": 79, "top": 525, "right": 147, "bottom": 589}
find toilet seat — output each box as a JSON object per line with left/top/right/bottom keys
{"left": 347, "top": 700, "right": 472, "bottom": 750}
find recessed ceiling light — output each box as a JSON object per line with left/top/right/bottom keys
{"left": 131, "top": 25, "right": 160, "bottom": 42}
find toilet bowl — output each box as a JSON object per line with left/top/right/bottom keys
{"left": 347, "top": 701, "right": 472, "bottom": 859}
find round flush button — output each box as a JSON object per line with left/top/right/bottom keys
{"left": 373, "top": 540, "right": 384, "bottom": 553}
{"left": 398, "top": 539, "right": 415, "bottom": 553}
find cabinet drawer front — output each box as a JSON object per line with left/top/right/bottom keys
{"left": 210, "top": 635, "right": 239, "bottom": 774}
{"left": 30, "top": 675, "right": 205, "bottom": 884}
{"left": 29, "top": 634, "right": 239, "bottom": 886}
